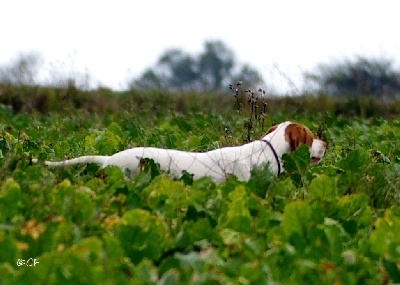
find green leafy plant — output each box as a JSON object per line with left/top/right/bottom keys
{"left": 0, "top": 101, "right": 399, "bottom": 284}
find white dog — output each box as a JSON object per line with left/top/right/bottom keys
{"left": 35, "top": 121, "right": 326, "bottom": 183}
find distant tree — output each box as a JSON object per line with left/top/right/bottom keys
{"left": 0, "top": 52, "right": 42, "bottom": 86}
{"left": 305, "top": 56, "right": 400, "bottom": 98}
{"left": 133, "top": 68, "right": 166, "bottom": 90}
{"left": 231, "top": 64, "right": 265, "bottom": 91}
{"left": 130, "top": 40, "right": 264, "bottom": 92}
{"left": 131, "top": 49, "right": 200, "bottom": 91}
{"left": 198, "top": 41, "right": 235, "bottom": 90}
{"left": 158, "top": 49, "right": 200, "bottom": 90}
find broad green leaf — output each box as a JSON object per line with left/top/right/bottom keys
{"left": 308, "top": 174, "right": 337, "bottom": 200}
{"left": 337, "top": 194, "right": 372, "bottom": 231}
{"left": 247, "top": 163, "right": 275, "bottom": 198}
{"left": 219, "top": 185, "right": 251, "bottom": 233}
{"left": 282, "top": 144, "right": 311, "bottom": 173}
{"left": 383, "top": 258, "right": 400, "bottom": 283}
{"left": 70, "top": 237, "right": 103, "bottom": 263}
{"left": 338, "top": 147, "right": 370, "bottom": 171}
{"left": 139, "top": 158, "right": 161, "bottom": 179}
{"left": 107, "top": 121, "right": 124, "bottom": 137}
{"left": 186, "top": 135, "right": 201, "bottom": 149}
{"left": 159, "top": 269, "right": 181, "bottom": 285}
{"left": 0, "top": 137, "right": 11, "bottom": 156}
{"left": 103, "top": 165, "right": 125, "bottom": 183}
{"left": 134, "top": 259, "right": 158, "bottom": 284}
{"left": 219, "top": 228, "right": 241, "bottom": 246}
{"left": 176, "top": 251, "right": 204, "bottom": 272}
{"left": 53, "top": 140, "right": 71, "bottom": 157}
{"left": 321, "top": 218, "right": 349, "bottom": 262}
{"left": 177, "top": 219, "right": 220, "bottom": 248}
{"left": 266, "top": 178, "right": 296, "bottom": 211}
{"left": 84, "top": 128, "right": 123, "bottom": 155}
{"left": 179, "top": 170, "right": 194, "bottom": 186}
{"left": 0, "top": 231, "right": 19, "bottom": 263}
{"left": 336, "top": 148, "right": 371, "bottom": 193}
{"left": 141, "top": 176, "right": 187, "bottom": 218}
{"left": 117, "top": 209, "right": 171, "bottom": 264}
{"left": 103, "top": 235, "right": 125, "bottom": 263}
{"left": 171, "top": 113, "right": 193, "bottom": 132}
{"left": 51, "top": 179, "right": 95, "bottom": 224}
{"left": 0, "top": 178, "right": 23, "bottom": 222}
{"left": 282, "top": 201, "right": 311, "bottom": 240}
{"left": 238, "top": 260, "right": 266, "bottom": 284}
{"left": 370, "top": 209, "right": 400, "bottom": 257}
{"left": 365, "top": 163, "right": 400, "bottom": 208}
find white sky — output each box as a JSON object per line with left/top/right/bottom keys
{"left": 1, "top": 0, "right": 399, "bottom": 92}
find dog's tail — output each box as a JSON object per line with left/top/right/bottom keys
{"left": 32, "top": 156, "right": 109, "bottom": 167}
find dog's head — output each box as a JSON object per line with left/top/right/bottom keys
{"left": 262, "top": 121, "right": 326, "bottom": 163}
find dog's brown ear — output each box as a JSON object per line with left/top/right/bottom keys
{"left": 285, "top": 124, "right": 314, "bottom": 152}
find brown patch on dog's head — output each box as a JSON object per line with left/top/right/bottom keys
{"left": 285, "top": 123, "right": 315, "bottom": 152}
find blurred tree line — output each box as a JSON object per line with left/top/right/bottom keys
{"left": 1, "top": 41, "right": 400, "bottom": 98}
{"left": 306, "top": 56, "right": 400, "bottom": 98}
{"left": 129, "top": 40, "right": 264, "bottom": 92}
{"left": 0, "top": 52, "right": 41, "bottom": 86}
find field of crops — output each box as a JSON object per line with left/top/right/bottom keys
{"left": 1, "top": 97, "right": 400, "bottom": 284}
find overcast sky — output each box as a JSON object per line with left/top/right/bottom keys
{"left": 1, "top": 0, "right": 399, "bottom": 92}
